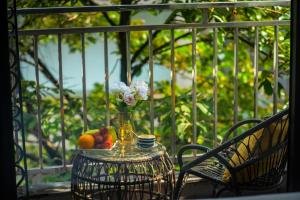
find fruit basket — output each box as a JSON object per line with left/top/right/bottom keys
{"left": 78, "top": 126, "right": 117, "bottom": 150}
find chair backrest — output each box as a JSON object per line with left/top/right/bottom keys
{"left": 223, "top": 109, "right": 289, "bottom": 186}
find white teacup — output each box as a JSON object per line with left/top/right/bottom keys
{"left": 137, "top": 134, "right": 155, "bottom": 148}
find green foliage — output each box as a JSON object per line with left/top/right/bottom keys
{"left": 17, "top": 0, "right": 290, "bottom": 183}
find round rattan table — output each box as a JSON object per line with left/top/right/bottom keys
{"left": 71, "top": 142, "right": 175, "bottom": 200}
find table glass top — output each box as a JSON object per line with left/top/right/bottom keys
{"left": 78, "top": 141, "right": 167, "bottom": 162}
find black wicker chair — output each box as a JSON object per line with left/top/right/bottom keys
{"left": 174, "top": 109, "right": 289, "bottom": 199}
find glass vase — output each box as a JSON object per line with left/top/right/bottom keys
{"left": 118, "top": 111, "right": 136, "bottom": 147}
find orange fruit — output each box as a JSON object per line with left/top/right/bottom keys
{"left": 78, "top": 134, "right": 95, "bottom": 149}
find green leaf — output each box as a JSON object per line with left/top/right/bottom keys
{"left": 177, "top": 122, "right": 190, "bottom": 134}
{"left": 259, "top": 79, "right": 273, "bottom": 95}
{"left": 197, "top": 103, "right": 208, "bottom": 114}
{"left": 197, "top": 135, "right": 205, "bottom": 145}
{"left": 181, "top": 105, "right": 190, "bottom": 113}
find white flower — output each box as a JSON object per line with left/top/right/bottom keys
{"left": 130, "top": 81, "right": 149, "bottom": 100}
{"left": 136, "top": 85, "right": 148, "bottom": 100}
{"left": 119, "top": 82, "right": 130, "bottom": 93}
{"left": 123, "top": 91, "right": 136, "bottom": 106}
{"left": 111, "top": 81, "right": 148, "bottom": 106}
{"left": 111, "top": 82, "right": 131, "bottom": 101}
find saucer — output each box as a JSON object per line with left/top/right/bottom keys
{"left": 136, "top": 142, "right": 157, "bottom": 149}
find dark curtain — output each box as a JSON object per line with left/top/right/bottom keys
{"left": 288, "top": 0, "right": 300, "bottom": 192}
{"left": 0, "top": 0, "right": 17, "bottom": 199}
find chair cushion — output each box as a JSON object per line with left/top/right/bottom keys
{"left": 223, "top": 117, "right": 288, "bottom": 183}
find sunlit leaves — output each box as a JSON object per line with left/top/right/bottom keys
{"left": 19, "top": 0, "right": 290, "bottom": 169}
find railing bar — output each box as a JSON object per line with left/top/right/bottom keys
{"left": 213, "top": 28, "right": 218, "bottom": 147}
{"left": 17, "top": 20, "right": 290, "bottom": 36}
{"left": 58, "top": 34, "right": 66, "bottom": 167}
{"left": 148, "top": 30, "right": 154, "bottom": 135}
{"left": 81, "top": 33, "right": 88, "bottom": 131}
{"left": 15, "top": 1, "right": 291, "bottom": 15}
{"left": 126, "top": 31, "right": 131, "bottom": 84}
{"left": 202, "top": 8, "right": 208, "bottom": 25}
{"left": 254, "top": 27, "right": 259, "bottom": 118}
{"left": 192, "top": 28, "right": 197, "bottom": 145}
{"left": 170, "top": 29, "right": 176, "bottom": 158}
{"left": 27, "top": 165, "right": 73, "bottom": 176}
{"left": 234, "top": 27, "right": 239, "bottom": 129}
{"left": 34, "top": 35, "right": 43, "bottom": 169}
{"left": 104, "top": 32, "right": 110, "bottom": 126}
{"left": 273, "top": 25, "right": 279, "bottom": 114}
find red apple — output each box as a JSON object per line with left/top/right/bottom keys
{"left": 101, "top": 141, "right": 112, "bottom": 149}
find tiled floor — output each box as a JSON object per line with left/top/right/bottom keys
{"left": 180, "top": 178, "right": 287, "bottom": 199}
{"left": 29, "top": 177, "right": 287, "bottom": 199}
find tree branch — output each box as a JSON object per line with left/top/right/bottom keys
{"left": 130, "top": 11, "right": 178, "bottom": 64}
{"left": 118, "top": 0, "right": 132, "bottom": 83}
{"left": 132, "top": 32, "right": 190, "bottom": 77}
{"left": 23, "top": 104, "right": 63, "bottom": 165}
{"left": 21, "top": 49, "right": 77, "bottom": 103}
{"left": 238, "top": 34, "right": 269, "bottom": 58}
{"left": 88, "top": 0, "right": 117, "bottom": 26}
{"left": 103, "top": 12, "right": 117, "bottom": 26}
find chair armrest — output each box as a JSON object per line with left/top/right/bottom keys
{"left": 222, "top": 119, "right": 262, "bottom": 143}
{"left": 177, "top": 144, "right": 211, "bottom": 167}
{"left": 177, "top": 144, "right": 232, "bottom": 173}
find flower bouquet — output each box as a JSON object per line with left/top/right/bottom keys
{"left": 111, "top": 80, "right": 149, "bottom": 107}
{"left": 111, "top": 81, "right": 149, "bottom": 146}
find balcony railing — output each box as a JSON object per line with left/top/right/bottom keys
{"left": 15, "top": 0, "right": 290, "bottom": 187}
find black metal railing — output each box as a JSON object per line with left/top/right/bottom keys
{"left": 13, "top": 1, "right": 290, "bottom": 189}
